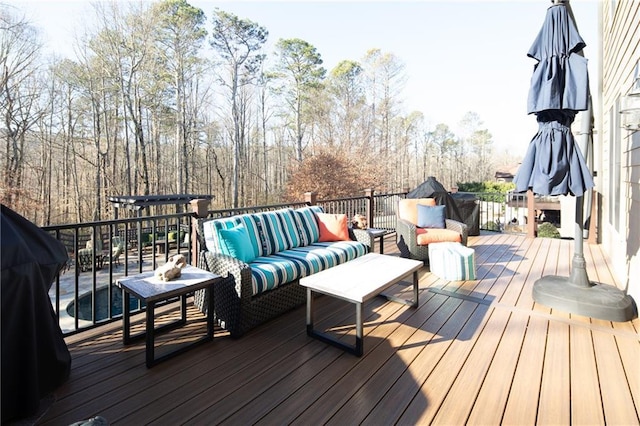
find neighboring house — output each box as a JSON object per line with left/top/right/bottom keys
{"left": 494, "top": 165, "right": 519, "bottom": 183}
{"left": 597, "top": 0, "right": 639, "bottom": 305}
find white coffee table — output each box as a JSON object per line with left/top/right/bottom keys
{"left": 300, "top": 253, "right": 423, "bottom": 356}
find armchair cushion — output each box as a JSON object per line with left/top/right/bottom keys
{"left": 398, "top": 198, "right": 436, "bottom": 225}
{"left": 417, "top": 205, "right": 446, "bottom": 229}
{"left": 416, "top": 228, "right": 463, "bottom": 245}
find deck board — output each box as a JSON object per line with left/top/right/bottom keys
{"left": 592, "top": 327, "right": 640, "bottom": 424}
{"left": 31, "top": 232, "right": 640, "bottom": 426}
{"left": 570, "top": 317, "right": 606, "bottom": 425}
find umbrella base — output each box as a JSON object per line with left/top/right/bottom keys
{"left": 533, "top": 275, "right": 637, "bottom": 322}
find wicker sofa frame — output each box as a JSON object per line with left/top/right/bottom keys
{"left": 396, "top": 217, "right": 468, "bottom": 262}
{"left": 194, "top": 216, "right": 374, "bottom": 337}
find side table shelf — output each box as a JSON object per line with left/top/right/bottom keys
{"left": 116, "top": 265, "right": 221, "bottom": 368}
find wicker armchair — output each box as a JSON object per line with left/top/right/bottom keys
{"left": 194, "top": 216, "right": 373, "bottom": 337}
{"left": 396, "top": 198, "right": 468, "bottom": 262}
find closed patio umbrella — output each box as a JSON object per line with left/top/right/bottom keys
{"left": 513, "top": 0, "right": 635, "bottom": 321}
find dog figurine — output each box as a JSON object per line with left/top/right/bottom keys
{"left": 351, "top": 214, "right": 368, "bottom": 229}
{"left": 155, "top": 253, "right": 187, "bottom": 281}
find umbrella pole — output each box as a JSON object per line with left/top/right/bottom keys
{"left": 568, "top": 194, "right": 591, "bottom": 288}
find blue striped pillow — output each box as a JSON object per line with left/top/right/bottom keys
{"left": 251, "top": 209, "right": 296, "bottom": 255}
{"left": 277, "top": 208, "right": 304, "bottom": 249}
{"left": 293, "top": 205, "right": 323, "bottom": 246}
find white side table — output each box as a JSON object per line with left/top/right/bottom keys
{"left": 116, "top": 265, "right": 221, "bottom": 368}
{"left": 367, "top": 228, "right": 387, "bottom": 253}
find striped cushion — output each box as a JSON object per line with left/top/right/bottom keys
{"left": 202, "top": 214, "right": 264, "bottom": 258}
{"left": 293, "top": 205, "right": 323, "bottom": 246}
{"left": 250, "top": 256, "right": 303, "bottom": 294}
{"left": 278, "top": 208, "right": 304, "bottom": 249}
{"left": 249, "top": 240, "right": 368, "bottom": 295}
{"left": 251, "top": 209, "right": 302, "bottom": 256}
{"left": 306, "top": 241, "right": 368, "bottom": 266}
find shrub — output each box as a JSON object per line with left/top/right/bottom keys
{"left": 457, "top": 181, "right": 515, "bottom": 194}
{"left": 537, "top": 222, "right": 561, "bottom": 238}
{"left": 483, "top": 221, "right": 501, "bottom": 232}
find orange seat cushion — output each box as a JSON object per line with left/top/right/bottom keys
{"left": 416, "top": 228, "right": 462, "bottom": 245}
{"left": 398, "top": 198, "right": 436, "bottom": 225}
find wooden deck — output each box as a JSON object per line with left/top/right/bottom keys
{"left": 36, "top": 232, "right": 639, "bottom": 425}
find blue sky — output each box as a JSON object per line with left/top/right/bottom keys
{"left": 10, "top": 0, "right": 600, "bottom": 156}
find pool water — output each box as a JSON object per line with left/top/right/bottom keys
{"left": 66, "top": 286, "right": 146, "bottom": 321}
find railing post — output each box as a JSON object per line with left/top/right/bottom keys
{"left": 190, "top": 199, "right": 210, "bottom": 265}
{"left": 527, "top": 189, "right": 536, "bottom": 238}
{"left": 304, "top": 192, "right": 317, "bottom": 206}
{"left": 364, "top": 188, "right": 374, "bottom": 229}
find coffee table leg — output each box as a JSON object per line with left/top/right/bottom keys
{"left": 381, "top": 270, "right": 419, "bottom": 308}
{"left": 306, "top": 288, "right": 314, "bottom": 335}
{"left": 412, "top": 270, "right": 419, "bottom": 307}
{"left": 355, "top": 302, "right": 363, "bottom": 356}
{"left": 306, "top": 288, "right": 364, "bottom": 357}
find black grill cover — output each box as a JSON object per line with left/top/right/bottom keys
{"left": 1, "top": 204, "right": 71, "bottom": 422}
{"left": 407, "top": 177, "right": 480, "bottom": 236}
{"left": 451, "top": 192, "right": 480, "bottom": 236}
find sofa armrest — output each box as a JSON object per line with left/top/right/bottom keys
{"left": 194, "top": 250, "right": 254, "bottom": 336}
{"left": 445, "top": 219, "right": 469, "bottom": 246}
{"left": 349, "top": 228, "right": 373, "bottom": 252}
{"left": 200, "top": 250, "right": 253, "bottom": 301}
{"left": 396, "top": 217, "right": 418, "bottom": 247}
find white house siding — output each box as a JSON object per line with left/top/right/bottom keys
{"left": 599, "top": 0, "right": 640, "bottom": 305}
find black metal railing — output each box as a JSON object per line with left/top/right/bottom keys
{"left": 44, "top": 213, "right": 195, "bottom": 336}
{"left": 42, "top": 190, "right": 514, "bottom": 336}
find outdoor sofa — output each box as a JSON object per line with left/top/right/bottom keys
{"left": 194, "top": 206, "right": 373, "bottom": 337}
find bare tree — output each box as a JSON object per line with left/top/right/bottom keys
{"left": 361, "top": 49, "right": 406, "bottom": 184}
{"left": 0, "top": 6, "right": 43, "bottom": 210}
{"left": 328, "top": 60, "right": 367, "bottom": 153}
{"left": 459, "top": 112, "right": 494, "bottom": 182}
{"left": 210, "top": 8, "right": 267, "bottom": 208}
{"left": 153, "top": 0, "right": 206, "bottom": 196}
{"left": 271, "top": 38, "right": 325, "bottom": 162}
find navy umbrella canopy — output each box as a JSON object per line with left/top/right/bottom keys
{"left": 514, "top": 0, "right": 594, "bottom": 196}
{"left": 515, "top": 0, "right": 635, "bottom": 322}
{"left": 527, "top": 1, "right": 588, "bottom": 114}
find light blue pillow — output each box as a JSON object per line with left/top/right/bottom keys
{"left": 218, "top": 225, "right": 256, "bottom": 263}
{"left": 417, "top": 204, "right": 446, "bottom": 229}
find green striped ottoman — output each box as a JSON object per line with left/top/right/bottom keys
{"left": 428, "top": 242, "right": 476, "bottom": 281}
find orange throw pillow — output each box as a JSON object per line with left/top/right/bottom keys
{"left": 316, "top": 213, "right": 350, "bottom": 242}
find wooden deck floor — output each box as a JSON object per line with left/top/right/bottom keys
{"left": 36, "top": 232, "right": 639, "bottom": 425}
